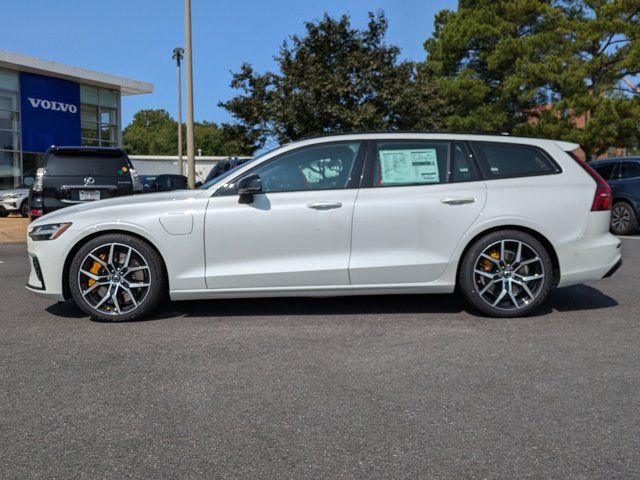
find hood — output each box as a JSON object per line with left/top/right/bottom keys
{"left": 32, "top": 189, "right": 200, "bottom": 225}
{"left": 1, "top": 188, "right": 29, "bottom": 197}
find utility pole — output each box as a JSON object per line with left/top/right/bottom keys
{"left": 172, "top": 47, "right": 184, "bottom": 176}
{"left": 184, "top": 0, "right": 196, "bottom": 188}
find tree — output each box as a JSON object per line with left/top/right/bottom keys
{"left": 122, "top": 109, "right": 177, "bottom": 155}
{"left": 424, "top": 0, "right": 640, "bottom": 158}
{"left": 122, "top": 109, "right": 257, "bottom": 156}
{"left": 220, "top": 12, "right": 446, "bottom": 148}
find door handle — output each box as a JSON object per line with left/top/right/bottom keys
{"left": 441, "top": 197, "right": 476, "bottom": 205}
{"left": 307, "top": 202, "right": 343, "bottom": 210}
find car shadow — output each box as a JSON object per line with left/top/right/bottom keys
{"left": 45, "top": 283, "right": 618, "bottom": 322}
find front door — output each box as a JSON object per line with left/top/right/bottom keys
{"left": 204, "top": 141, "right": 364, "bottom": 290}
{"left": 349, "top": 140, "right": 487, "bottom": 285}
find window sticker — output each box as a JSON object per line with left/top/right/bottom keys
{"left": 378, "top": 148, "right": 440, "bottom": 185}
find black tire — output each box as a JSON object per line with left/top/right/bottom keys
{"left": 610, "top": 201, "right": 638, "bottom": 236}
{"left": 458, "top": 230, "right": 553, "bottom": 318}
{"left": 0, "top": 210, "right": 7, "bottom": 218}
{"left": 69, "top": 233, "right": 167, "bottom": 321}
{"left": 20, "top": 200, "right": 29, "bottom": 218}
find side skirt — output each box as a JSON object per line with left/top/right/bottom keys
{"left": 169, "top": 282, "right": 456, "bottom": 301}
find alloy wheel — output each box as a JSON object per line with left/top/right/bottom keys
{"left": 473, "top": 239, "right": 545, "bottom": 311}
{"left": 77, "top": 243, "right": 151, "bottom": 316}
{"left": 611, "top": 205, "right": 631, "bottom": 233}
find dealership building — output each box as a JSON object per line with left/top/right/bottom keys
{"left": 0, "top": 50, "right": 152, "bottom": 189}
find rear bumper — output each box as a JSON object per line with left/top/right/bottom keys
{"left": 556, "top": 212, "right": 622, "bottom": 287}
{"left": 602, "top": 258, "right": 623, "bottom": 278}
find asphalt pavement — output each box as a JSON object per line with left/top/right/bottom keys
{"left": 1, "top": 239, "right": 639, "bottom": 479}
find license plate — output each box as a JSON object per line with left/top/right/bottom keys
{"left": 79, "top": 190, "right": 101, "bottom": 201}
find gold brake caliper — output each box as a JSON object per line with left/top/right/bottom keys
{"left": 481, "top": 250, "right": 501, "bottom": 272}
{"left": 87, "top": 254, "right": 107, "bottom": 286}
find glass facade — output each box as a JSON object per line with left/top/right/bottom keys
{"left": 0, "top": 69, "right": 21, "bottom": 189}
{"left": 80, "top": 85, "right": 119, "bottom": 147}
{"left": 0, "top": 67, "right": 121, "bottom": 189}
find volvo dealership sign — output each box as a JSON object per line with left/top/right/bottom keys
{"left": 26, "top": 97, "right": 78, "bottom": 113}
{"left": 20, "top": 72, "right": 81, "bottom": 152}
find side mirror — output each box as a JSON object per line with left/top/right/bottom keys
{"left": 237, "top": 174, "right": 262, "bottom": 204}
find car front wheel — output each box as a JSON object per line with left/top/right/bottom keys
{"left": 69, "top": 234, "right": 167, "bottom": 321}
{"left": 458, "top": 230, "right": 553, "bottom": 318}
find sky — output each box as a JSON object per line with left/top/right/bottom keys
{"left": 0, "top": 0, "right": 457, "bottom": 127}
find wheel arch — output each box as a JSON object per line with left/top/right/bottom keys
{"left": 61, "top": 229, "right": 169, "bottom": 300}
{"left": 456, "top": 225, "right": 561, "bottom": 286}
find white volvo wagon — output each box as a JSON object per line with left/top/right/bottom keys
{"left": 26, "top": 133, "right": 621, "bottom": 321}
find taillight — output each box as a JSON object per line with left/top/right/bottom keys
{"left": 30, "top": 208, "right": 42, "bottom": 218}
{"left": 568, "top": 152, "right": 612, "bottom": 211}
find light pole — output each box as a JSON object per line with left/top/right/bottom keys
{"left": 172, "top": 47, "right": 184, "bottom": 176}
{"left": 184, "top": 0, "right": 196, "bottom": 188}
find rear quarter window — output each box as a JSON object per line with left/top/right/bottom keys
{"left": 45, "top": 152, "right": 131, "bottom": 177}
{"left": 471, "top": 142, "right": 559, "bottom": 179}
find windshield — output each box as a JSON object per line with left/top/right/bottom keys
{"left": 198, "top": 149, "right": 277, "bottom": 190}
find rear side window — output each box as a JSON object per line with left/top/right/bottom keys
{"left": 45, "top": 152, "right": 130, "bottom": 176}
{"left": 451, "top": 142, "right": 478, "bottom": 183}
{"left": 592, "top": 162, "right": 617, "bottom": 180}
{"left": 471, "top": 142, "right": 559, "bottom": 179}
{"left": 619, "top": 161, "right": 640, "bottom": 180}
{"left": 373, "top": 141, "right": 449, "bottom": 187}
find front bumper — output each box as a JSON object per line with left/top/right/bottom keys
{"left": 25, "top": 234, "right": 73, "bottom": 302}
{"left": 0, "top": 199, "right": 20, "bottom": 212}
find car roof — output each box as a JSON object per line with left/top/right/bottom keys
{"left": 289, "top": 131, "right": 580, "bottom": 151}
{"left": 591, "top": 157, "right": 640, "bottom": 164}
{"left": 47, "top": 146, "right": 127, "bottom": 155}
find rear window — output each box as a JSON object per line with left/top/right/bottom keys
{"left": 471, "top": 142, "right": 559, "bottom": 179}
{"left": 373, "top": 141, "right": 449, "bottom": 187}
{"left": 592, "top": 162, "right": 617, "bottom": 180}
{"left": 45, "top": 152, "right": 130, "bottom": 177}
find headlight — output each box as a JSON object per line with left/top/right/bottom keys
{"left": 1, "top": 193, "right": 22, "bottom": 199}
{"left": 28, "top": 223, "right": 73, "bottom": 241}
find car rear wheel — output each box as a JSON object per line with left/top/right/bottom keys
{"left": 69, "top": 234, "right": 167, "bottom": 321}
{"left": 610, "top": 202, "right": 638, "bottom": 236}
{"left": 458, "top": 230, "right": 553, "bottom": 318}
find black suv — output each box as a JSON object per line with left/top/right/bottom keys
{"left": 29, "top": 146, "right": 142, "bottom": 219}
{"left": 140, "top": 174, "right": 189, "bottom": 193}
{"left": 591, "top": 157, "right": 640, "bottom": 235}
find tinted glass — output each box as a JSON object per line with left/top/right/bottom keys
{"left": 252, "top": 142, "right": 360, "bottom": 193}
{"left": 473, "top": 142, "right": 558, "bottom": 178}
{"left": 45, "top": 153, "right": 130, "bottom": 176}
{"left": 620, "top": 161, "right": 640, "bottom": 180}
{"left": 592, "top": 162, "right": 616, "bottom": 180}
{"left": 451, "top": 142, "right": 477, "bottom": 182}
{"left": 0, "top": 110, "right": 19, "bottom": 131}
{"left": 374, "top": 141, "right": 449, "bottom": 187}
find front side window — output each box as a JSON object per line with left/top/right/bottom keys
{"left": 471, "top": 142, "right": 559, "bottom": 179}
{"left": 619, "top": 161, "right": 640, "bottom": 180}
{"left": 373, "top": 141, "right": 449, "bottom": 187}
{"left": 250, "top": 142, "right": 360, "bottom": 193}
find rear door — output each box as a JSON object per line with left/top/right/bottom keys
{"left": 43, "top": 151, "right": 134, "bottom": 211}
{"left": 349, "top": 140, "right": 487, "bottom": 284}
